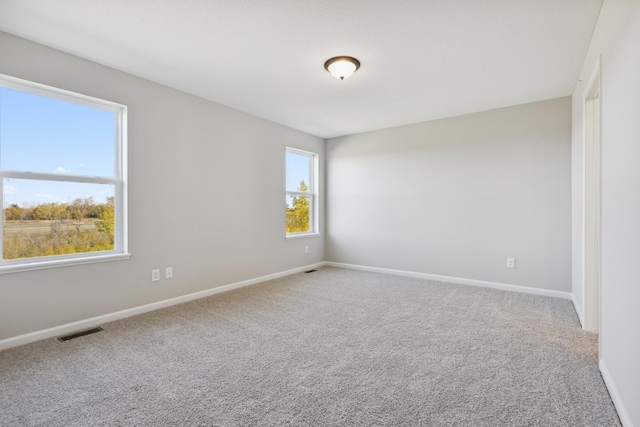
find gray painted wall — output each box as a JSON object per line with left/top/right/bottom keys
{"left": 326, "top": 98, "right": 572, "bottom": 292}
{"left": 0, "top": 32, "right": 325, "bottom": 341}
{"left": 572, "top": 0, "right": 640, "bottom": 424}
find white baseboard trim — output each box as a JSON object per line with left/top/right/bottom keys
{"left": 324, "top": 262, "right": 572, "bottom": 300}
{"left": 571, "top": 294, "right": 585, "bottom": 328}
{"left": 0, "top": 262, "right": 324, "bottom": 351}
{"left": 600, "top": 359, "right": 633, "bottom": 427}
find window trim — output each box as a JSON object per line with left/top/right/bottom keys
{"left": 285, "top": 147, "right": 319, "bottom": 238}
{"left": 0, "top": 74, "right": 129, "bottom": 274}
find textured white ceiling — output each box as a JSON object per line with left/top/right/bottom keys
{"left": 0, "top": 0, "right": 602, "bottom": 138}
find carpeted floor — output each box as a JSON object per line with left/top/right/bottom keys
{"left": 0, "top": 267, "right": 621, "bottom": 426}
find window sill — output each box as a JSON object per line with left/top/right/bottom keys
{"left": 285, "top": 232, "right": 320, "bottom": 240}
{"left": 0, "top": 252, "right": 131, "bottom": 275}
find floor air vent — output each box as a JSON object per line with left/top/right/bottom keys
{"left": 305, "top": 269, "right": 317, "bottom": 273}
{"left": 57, "top": 327, "right": 103, "bottom": 342}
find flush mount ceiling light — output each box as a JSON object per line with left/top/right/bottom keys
{"left": 324, "top": 56, "right": 360, "bottom": 80}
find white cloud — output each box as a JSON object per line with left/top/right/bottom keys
{"left": 5, "top": 184, "right": 16, "bottom": 195}
{"left": 35, "top": 194, "right": 54, "bottom": 199}
{"left": 55, "top": 166, "right": 71, "bottom": 173}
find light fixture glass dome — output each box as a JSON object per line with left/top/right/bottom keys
{"left": 324, "top": 56, "right": 360, "bottom": 80}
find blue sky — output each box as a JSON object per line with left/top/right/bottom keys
{"left": 286, "top": 151, "right": 310, "bottom": 193}
{"left": 1, "top": 87, "right": 115, "bottom": 207}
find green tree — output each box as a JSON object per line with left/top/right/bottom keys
{"left": 286, "top": 180, "right": 309, "bottom": 233}
{"left": 4, "top": 204, "right": 22, "bottom": 221}
{"left": 70, "top": 197, "right": 93, "bottom": 222}
{"left": 52, "top": 203, "right": 68, "bottom": 221}
{"left": 96, "top": 197, "right": 115, "bottom": 244}
{"left": 33, "top": 203, "right": 53, "bottom": 220}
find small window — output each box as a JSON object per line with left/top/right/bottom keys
{"left": 286, "top": 148, "right": 317, "bottom": 237}
{"left": 0, "top": 74, "right": 128, "bottom": 273}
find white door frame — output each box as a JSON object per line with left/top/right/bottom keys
{"left": 583, "top": 56, "right": 602, "bottom": 339}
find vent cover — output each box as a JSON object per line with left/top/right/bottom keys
{"left": 57, "top": 327, "right": 103, "bottom": 342}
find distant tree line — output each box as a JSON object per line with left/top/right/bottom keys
{"left": 3, "top": 196, "right": 110, "bottom": 222}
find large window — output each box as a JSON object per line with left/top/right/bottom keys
{"left": 286, "top": 147, "right": 317, "bottom": 236}
{"left": 0, "top": 74, "right": 128, "bottom": 272}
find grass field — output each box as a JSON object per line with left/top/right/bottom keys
{"left": 2, "top": 219, "right": 113, "bottom": 259}
{"left": 3, "top": 219, "right": 97, "bottom": 233}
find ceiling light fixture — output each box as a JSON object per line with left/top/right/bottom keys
{"left": 324, "top": 56, "right": 360, "bottom": 80}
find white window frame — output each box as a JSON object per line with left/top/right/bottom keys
{"left": 0, "top": 74, "right": 129, "bottom": 274}
{"left": 285, "top": 147, "right": 319, "bottom": 238}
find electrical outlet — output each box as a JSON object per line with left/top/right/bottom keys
{"left": 165, "top": 267, "right": 173, "bottom": 279}
{"left": 304, "top": 245, "right": 309, "bottom": 254}
{"left": 151, "top": 269, "right": 160, "bottom": 282}
{"left": 507, "top": 258, "right": 516, "bottom": 268}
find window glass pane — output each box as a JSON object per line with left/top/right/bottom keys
{"left": 3, "top": 178, "right": 115, "bottom": 260}
{"left": 286, "top": 194, "right": 309, "bottom": 233}
{"left": 286, "top": 151, "right": 310, "bottom": 193}
{"left": 0, "top": 87, "right": 115, "bottom": 177}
